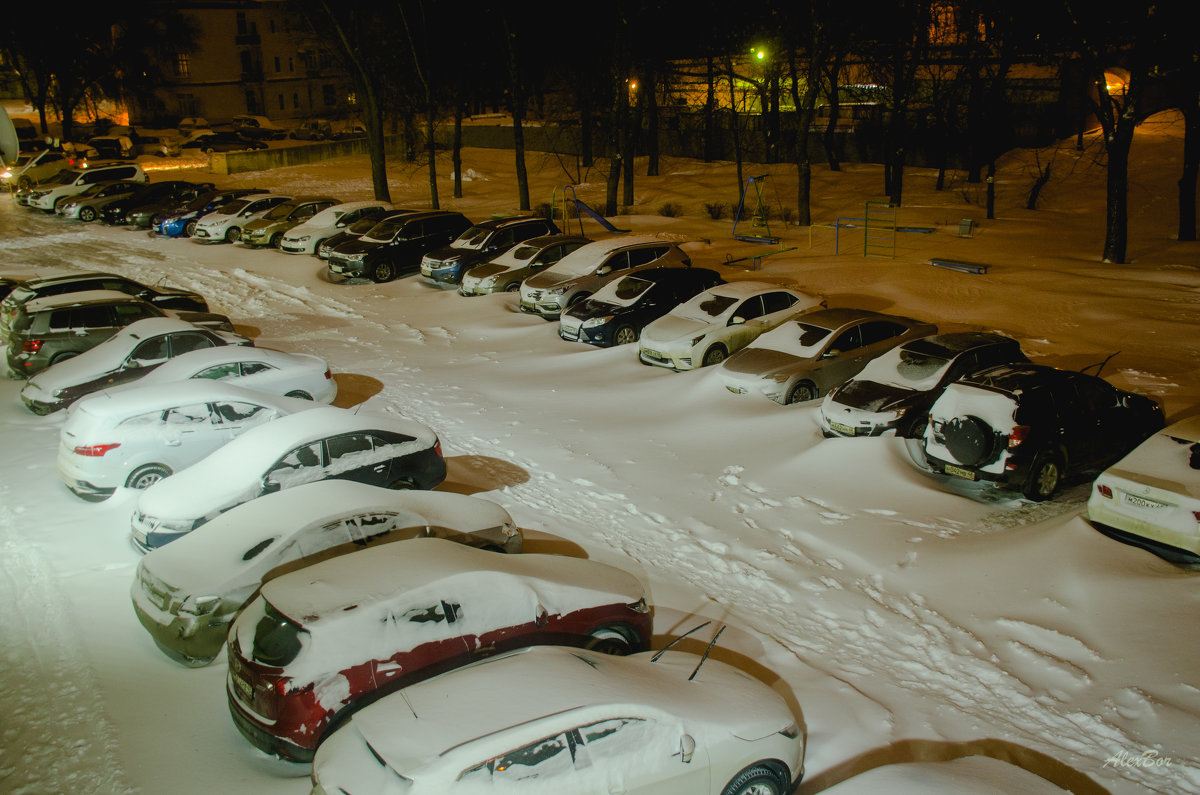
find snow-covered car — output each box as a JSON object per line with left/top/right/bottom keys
{"left": 191, "top": 193, "right": 292, "bottom": 244}
{"left": 132, "top": 484, "right": 521, "bottom": 666}
{"left": 55, "top": 180, "right": 145, "bottom": 221}
{"left": 19, "top": 317, "right": 251, "bottom": 414}
{"left": 309, "top": 643, "right": 805, "bottom": 795}
{"left": 227, "top": 537, "right": 650, "bottom": 761}
{"left": 102, "top": 180, "right": 214, "bottom": 227}
{"left": 1, "top": 271, "right": 209, "bottom": 327}
{"left": 22, "top": 162, "right": 147, "bottom": 211}
{"left": 58, "top": 381, "right": 314, "bottom": 500}
{"left": 818, "top": 332, "right": 1029, "bottom": 439}
{"left": 317, "top": 209, "right": 419, "bottom": 260}
{"left": 420, "top": 215, "right": 559, "bottom": 287}
{"left": 326, "top": 210, "right": 472, "bottom": 283}
{"left": 130, "top": 406, "right": 446, "bottom": 547}
{"left": 560, "top": 267, "right": 726, "bottom": 347}
{"left": 3, "top": 148, "right": 72, "bottom": 191}
{"left": 4, "top": 290, "right": 235, "bottom": 379}
{"left": 241, "top": 196, "right": 341, "bottom": 249}
{"left": 279, "top": 200, "right": 393, "bottom": 255}
{"left": 102, "top": 344, "right": 337, "bottom": 403}
{"left": 717, "top": 308, "right": 937, "bottom": 405}
{"left": 232, "top": 114, "right": 288, "bottom": 141}
{"left": 152, "top": 188, "right": 264, "bottom": 238}
{"left": 638, "top": 281, "right": 823, "bottom": 370}
{"left": 460, "top": 234, "right": 591, "bottom": 295}
{"left": 519, "top": 236, "right": 692, "bottom": 320}
{"left": 1087, "top": 415, "right": 1200, "bottom": 562}
{"left": 923, "top": 363, "right": 1164, "bottom": 501}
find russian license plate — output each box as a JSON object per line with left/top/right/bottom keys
{"left": 1124, "top": 493, "right": 1167, "bottom": 509}
{"left": 944, "top": 464, "right": 976, "bottom": 481}
{"left": 420, "top": 264, "right": 433, "bottom": 276}
{"left": 829, "top": 421, "right": 855, "bottom": 436}
{"left": 329, "top": 263, "right": 344, "bottom": 273}
{"left": 520, "top": 301, "right": 536, "bottom": 311}
{"left": 642, "top": 348, "right": 662, "bottom": 360}
{"left": 231, "top": 671, "right": 253, "bottom": 703}
{"left": 726, "top": 386, "right": 746, "bottom": 394}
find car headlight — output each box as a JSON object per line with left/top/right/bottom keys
{"left": 292, "top": 234, "right": 310, "bottom": 242}
{"left": 547, "top": 286, "right": 567, "bottom": 296}
{"left": 581, "top": 315, "right": 612, "bottom": 328}
{"left": 690, "top": 334, "right": 706, "bottom": 346}
{"left": 345, "top": 252, "right": 365, "bottom": 262}
{"left": 771, "top": 374, "right": 790, "bottom": 383}
{"left": 179, "top": 595, "right": 220, "bottom": 617}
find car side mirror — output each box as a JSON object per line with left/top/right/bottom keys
{"left": 678, "top": 735, "right": 696, "bottom": 764}
{"left": 261, "top": 475, "right": 280, "bottom": 495}
{"left": 596, "top": 265, "right": 611, "bottom": 276}
{"left": 729, "top": 316, "right": 746, "bottom": 326}
{"left": 822, "top": 349, "right": 840, "bottom": 359}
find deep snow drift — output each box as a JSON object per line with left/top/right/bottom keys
{"left": 1, "top": 112, "right": 1198, "bottom": 794}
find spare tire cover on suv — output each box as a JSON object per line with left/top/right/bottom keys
{"left": 942, "top": 415, "right": 998, "bottom": 466}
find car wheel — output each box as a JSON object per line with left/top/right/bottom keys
{"left": 504, "top": 282, "right": 521, "bottom": 293}
{"left": 284, "top": 390, "right": 314, "bottom": 400}
{"left": 584, "top": 626, "right": 636, "bottom": 656}
{"left": 185, "top": 220, "right": 198, "bottom": 237}
{"left": 1023, "top": 449, "right": 1063, "bottom": 502}
{"left": 79, "top": 207, "right": 97, "bottom": 222}
{"left": 312, "top": 238, "right": 326, "bottom": 254}
{"left": 373, "top": 261, "right": 396, "bottom": 283}
{"left": 126, "top": 464, "right": 172, "bottom": 490}
{"left": 720, "top": 763, "right": 786, "bottom": 795}
{"left": 225, "top": 227, "right": 241, "bottom": 243}
{"left": 205, "top": 147, "right": 215, "bottom": 156}
{"left": 613, "top": 325, "right": 638, "bottom": 346}
{"left": 270, "top": 232, "right": 283, "bottom": 249}
{"left": 702, "top": 345, "right": 727, "bottom": 367}
{"left": 567, "top": 291, "right": 590, "bottom": 307}
{"left": 388, "top": 477, "right": 416, "bottom": 490}
{"left": 53, "top": 196, "right": 69, "bottom": 212}
{"left": 785, "top": 381, "right": 817, "bottom": 404}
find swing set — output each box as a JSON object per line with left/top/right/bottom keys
{"left": 727, "top": 174, "right": 796, "bottom": 269}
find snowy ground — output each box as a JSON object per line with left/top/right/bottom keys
{"left": 1, "top": 113, "right": 1198, "bottom": 795}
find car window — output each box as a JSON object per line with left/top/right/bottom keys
{"left": 1074, "top": 378, "right": 1120, "bottom": 412}
{"left": 168, "top": 332, "right": 216, "bottom": 356}
{"left": 293, "top": 519, "right": 355, "bottom": 558}
{"left": 761, "top": 291, "right": 798, "bottom": 315}
{"left": 128, "top": 336, "right": 170, "bottom": 365}
{"left": 212, "top": 401, "right": 272, "bottom": 424}
{"left": 163, "top": 403, "right": 215, "bottom": 427}
{"left": 76, "top": 305, "right": 115, "bottom": 329}
{"left": 266, "top": 441, "right": 325, "bottom": 488}
{"left": 830, "top": 324, "right": 864, "bottom": 352}
{"left": 600, "top": 252, "right": 629, "bottom": 273}
{"left": 327, "top": 433, "right": 374, "bottom": 461}
{"left": 512, "top": 224, "right": 545, "bottom": 244}
{"left": 193, "top": 362, "right": 241, "bottom": 380}
{"left": 240, "top": 361, "right": 274, "bottom": 376}
{"left": 861, "top": 320, "right": 906, "bottom": 346}
{"left": 113, "top": 303, "right": 160, "bottom": 324}
{"left": 476, "top": 731, "right": 578, "bottom": 785}
{"left": 732, "top": 295, "right": 766, "bottom": 322}
{"left": 400, "top": 600, "right": 462, "bottom": 625}
{"left": 628, "top": 246, "right": 666, "bottom": 268}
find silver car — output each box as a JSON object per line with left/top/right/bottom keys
{"left": 519, "top": 236, "right": 691, "bottom": 319}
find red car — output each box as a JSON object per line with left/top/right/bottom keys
{"left": 226, "top": 538, "right": 652, "bottom": 762}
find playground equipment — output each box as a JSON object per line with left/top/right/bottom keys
{"left": 551, "top": 185, "right": 629, "bottom": 235}
{"left": 731, "top": 174, "right": 781, "bottom": 244}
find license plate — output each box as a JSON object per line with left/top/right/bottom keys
{"left": 520, "top": 301, "right": 536, "bottom": 311}
{"left": 944, "top": 464, "right": 976, "bottom": 481}
{"left": 329, "top": 263, "right": 344, "bottom": 273}
{"left": 642, "top": 348, "right": 662, "bottom": 360}
{"left": 195, "top": 230, "right": 208, "bottom": 238}
{"left": 726, "top": 386, "right": 746, "bottom": 394}
{"left": 1124, "top": 493, "right": 1167, "bottom": 509}
{"left": 231, "top": 671, "right": 253, "bottom": 703}
{"left": 420, "top": 265, "right": 433, "bottom": 276}
{"left": 829, "top": 421, "right": 855, "bottom": 436}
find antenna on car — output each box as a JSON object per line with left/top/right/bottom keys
{"left": 650, "top": 620, "right": 711, "bottom": 662}
{"left": 688, "top": 625, "right": 727, "bottom": 681}
{"left": 1080, "top": 351, "right": 1120, "bottom": 377}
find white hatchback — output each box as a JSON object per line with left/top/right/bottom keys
{"left": 57, "top": 381, "right": 315, "bottom": 500}
{"left": 639, "top": 281, "right": 823, "bottom": 370}
{"left": 191, "top": 194, "right": 292, "bottom": 244}
{"left": 280, "top": 200, "right": 393, "bottom": 255}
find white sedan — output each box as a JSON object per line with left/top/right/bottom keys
{"left": 58, "top": 381, "right": 316, "bottom": 500}
{"left": 131, "top": 482, "right": 520, "bottom": 666}
{"left": 638, "top": 281, "right": 824, "bottom": 370}
{"left": 310, "top": 644, "right": 805, "bottom": 795}
{"left": 191, "top": 193, "right": 292, "bottom": 244}
{"left": 102, "top": 344, "right": 337, "bottom": 403}
{"left": 280, "top": 200, "right": 393, "bottom": 255}
{"left": 1087, "top": 415, "right": 1200, "bottom": 563}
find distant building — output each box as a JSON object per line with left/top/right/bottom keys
{"left": 129, "top": 1, "right": 353, "bottom": 127}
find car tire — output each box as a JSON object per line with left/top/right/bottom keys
{"left": 584, "top": 626, "right": 636, "bottom": 655}
{"left": 1023, "top": 449, "right": 1063, "bottom": 502}
{"left": 785, "top": 381, "right": 817, "bottom": 404}
{"left": 224, "top": 227, "right": 241, "bottom": 243}
{"left": 702, "top": 345, "right": 727, "bottom": 367}
{"left": 284, "top": 390, "right": 314, "bottom": 400}
{"left": 270, "top": 233, "right": 283, "bottom": 249}
{"left": 312, "top": 238, "right": 326, "bottom": 255}
{"left": 373, "top": 261, "right": 396, "bottom": 283}
{"left": 504, "top": 282, "right": 521, "bottom": 293}
{"left": 720, "top": 763, "right": 786, "bottom": 795}
{"left": 388, "top": 477, "right": 416, "bottom": 490}
{"left": 185, "top": 220, "right": 198, "bottom": 237}
{"left": 53, "top": 196, "right": 69, "bottom": 212}
{"left": 126, "top": 464, "right": 172, "bottom": 490}
{"left": 567, "top": 292, "right": 590, "bottom": 307}
{"left": 942, "top": 415, "right": 995, "bottom": 466}
{"left": 613, "top": 325, "right": 638, "bottom": 346}
{"left": 79, "top": 207, "right": 97, "bottom": 222}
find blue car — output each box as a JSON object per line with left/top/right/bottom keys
{"left": 154, "top": 189, "right": 267, "bottom": 238}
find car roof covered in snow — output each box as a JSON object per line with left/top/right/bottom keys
{"left": 72, "top": 379, "right": 309, "bottom": 420}
{"left": 24, "top": 288, "right": 147, "bottom": 313}
{"left": 902, "top": 331, "right": 1017, "bottom": 358}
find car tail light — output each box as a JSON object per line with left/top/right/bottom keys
{"left": 74, "top": 443, "right": 121, "bottom": 457}
{"left": 21, "top": 339, "right": 43, "bottom": 353}
{"left": 1095, "top": 484, "right": 1113, "bottom": 499}
{"left": 434, "top": 439, "right": 444, "bottom": 458}
{"left": 1007, "top": 425, "right": 1030, "bottom": 449}
{"left": 274, "top": 678, "right": 313, "bottom": 697}
{"left": 323, "top": 368, "right": 332, "bottom": 380}
{"left": 627, "top": 597, "right": 650, "bottom": 613}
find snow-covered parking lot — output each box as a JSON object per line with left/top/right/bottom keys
{"left": 1, "top": 121, "right": 1198, "bottom": 794}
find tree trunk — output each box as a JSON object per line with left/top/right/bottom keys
{"left": 1179, "top": 99, "right": 1199, "bottom": 241}
{"left": 505, "top": 21, "right": 530, "bottom": 211}
{"left": 725, "top": 56, "right": 744, "bottom": 196}
{"left": 1102, "top": 128, "right": 1132, "bottom": 263}
{"left": 364, "top": 94, "right": 391, "bottom": 203}
{"left": 452, "top": 99, "right": 463, "bottom": 199}
{"left": 424, "top": 107, "right": 439, "bottom": 210}
{"left": 644, "top": 65, "right": 659, "bottom": 177}
{"left": 703, "top": 56, "right": 717, "bottom": 162}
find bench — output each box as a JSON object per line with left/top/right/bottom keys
{"left": 930, "top": 258, "right": 989, "bottom": 274}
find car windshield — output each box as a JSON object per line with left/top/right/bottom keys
{"left": 347, "top": 216, "right": 380, "bottom": 234}
{"left": 74, "top": 183, "right": 106, "bottom": 198}
{"left": 219, "top": 199, "right": 252, "bottom": 215}
{"left": 858, "top": 347, "right": 952, "bottom": 391}
{"left": 451, "top": 226, "right": 493, "bottom": 250}
{"left": 592, "top": 275, "right": 652, "bottom": 307}
{"left": 675, "top": 292, "right": 738, "bottom": 322}
{"left": 756, "top": 321, "right": 833, "bottom": 357}
{"left": 42, "top": 169, "right": 80, "bottom": 186}
{"left": 363, "top": 218, "right": 405, "bottom": 242}
{"left": 263, "top": 203, "right": 297, "bottom": 220}
{"left": 250, "top": 601, "right": 309, "bottom": 667}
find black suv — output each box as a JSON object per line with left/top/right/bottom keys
{"left": 99, "top": 181, "right": 213, "bottom": 226}
{"left": 923, "top": 363, "right": 1164, "bottom": 501}
{"left": 560, "top": 267, "right": 726, "bottom": 347}
{"left": 327, "top": 210, "right": 471, "bottom": 283}
{"left": 419, "top": 215, "right": 559, "bottom": 287}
